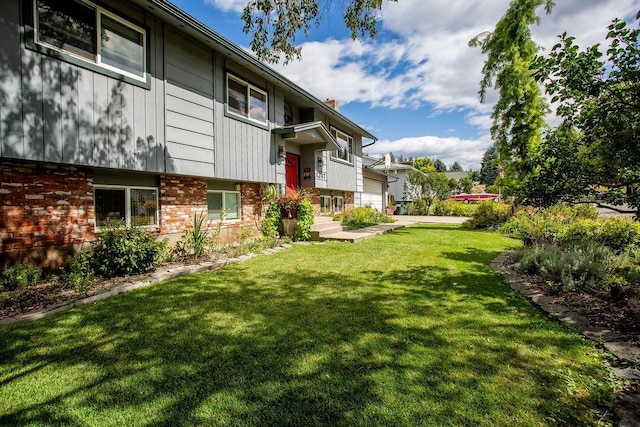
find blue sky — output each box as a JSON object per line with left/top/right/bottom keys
{"left": 170, "top": 0, "right": 639, "bottom": 170}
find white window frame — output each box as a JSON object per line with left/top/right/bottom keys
{"left": 94, "top": 185, "right": 158, "bottom": 230}
{"left": 330, "top": 127, "right": 353, "bottom": 164}
{"left": 320, "top": 195, "right": 332, "bottom": 214}
{"left": 207, "top": 190, "right": 242, "bottom": 222}
{"left": 334, "top": 196, "right": 344, "bottom": 214}
{"left": 226, "top": 74, "right": 268, "bottom": 126}
{"left": 33, "top": 0, "right": 147, "bottom": 82}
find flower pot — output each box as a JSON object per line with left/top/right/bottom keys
{"left": 281, "top": 218, "right": 298, "bottom": 237}
{"left": 281, "top": 208, "right": 298, "bottom": 219}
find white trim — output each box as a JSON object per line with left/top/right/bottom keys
{"left": 34, "top": 0, "right": 147, "bottom": 82}
{"left": 226, "top": 74, "right": 268, "bottom": 126}
{"left": 334, "top": 195, "right": 344, "bottom": 214}
{"left": 94, "top": 184, "right": 158, "bottom": 229}
{"left": 330, "top": 127, "right": 353, "bottom": 164}
{"left": 207, "top": 190, "right": 242, "bottom": 222}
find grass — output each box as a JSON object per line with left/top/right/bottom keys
{"left": 0, "top": 225, "right": 618, "bottom": 426}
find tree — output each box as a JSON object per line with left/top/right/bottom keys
{"left": 534, "top": 10, "right": 640, "bottom": 213}
{"left": 470, "top": 0, "right": 553, "bottom": 182}
{"left": 413, "top": 157, "right": 436, "bottom": 174}
{"left": 517, "top": 126, "right": 594, "bottom": 206}
{"left": 459, "top": 176, "right": 474, "bottom": 193}
{"left": 242, "top": 0, "right": 397, "bottom": 63}
{"left": 404, "top": 170, "right": 449, "bottom": 212}
{"left": 479, "top": 145, "right": 499, "bottom": 185}
{"left": 433, "top": 159, "right": 447, "bottom": 172}
{"left": 449, "top": 161, "right": 463, "bottom": 172}
{"left": 389, "top": 152, "right": 396, "bottom": 163}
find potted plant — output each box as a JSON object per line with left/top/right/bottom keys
{"left": 277, "top": 190, "right": 303, "bottom": 219}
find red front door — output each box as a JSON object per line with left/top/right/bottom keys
{"left": 285, "top": 153, "right": 299, "bottom": 195}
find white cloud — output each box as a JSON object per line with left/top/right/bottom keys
{"left": 269, "top": 0, "right": 638, "bottom": 168}
{"left": 274, "top": 0, "right": 637, "bottom": 113}
{"left": 368, "top": 135, "right": 491, "bottom": 170}
{"left": 204, "top": 0, "right": 248, "bottom": 13}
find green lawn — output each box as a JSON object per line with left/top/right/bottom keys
{"left": 0, "top": 225, "right": 617, "bottom": 426}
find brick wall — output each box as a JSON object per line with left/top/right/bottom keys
{"left": 304, "top": 188, "right": 321, "bottom": 215}
{"left": 159, "top": 178, "right": 266, "bottom": 243}
{"left": 0, "top": 160, "right": 274, "bottom": 266}
{"left": 159, "top": 175, "right": 207, "bottom": 235}
{"left": 0, "top": 161, "right": 95, "bottom": 266}
{"left": 344, "top": 191, "right": 354, "bottom": 211}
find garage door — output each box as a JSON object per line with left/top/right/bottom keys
{"left": 362, "top": 178, "right": 384, "bottom": 211}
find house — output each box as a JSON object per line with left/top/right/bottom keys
{"left": 377, "top": 162, "right": 423, "bottom": 203}
{"left": 360, "top": 155, "right": 391, "bottom": 212}
{"left": 0, "top": 0, "right": 377, "bottom": 267}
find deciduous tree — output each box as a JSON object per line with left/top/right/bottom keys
{"left": 470, "top": 0, "right": 553, "bottom": 181}
{"left": 243, "top": 0, "right": 398, "bottom": 63}
{"left": 534, "top": 10, "right": 640, "bottom": 214}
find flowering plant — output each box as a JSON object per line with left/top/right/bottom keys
{"left": 277, "top": 191, "right": 303, "bottom": 211}
{"left": 277, "top": 189, "right": 307, "bottom": 218}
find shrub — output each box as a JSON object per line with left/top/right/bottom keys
{"left": 260, "top": 201, "right": 282, "bottom": 239}
{"left": 513, "top": 241, "right": 620, "bottom": 292}
{"left": 66, "top": 251, "right": 95, "bottom": 294}
{"left": 341, "top": 206, "right": 394, "bottom": 230}
{"left": 179, "top": 213, "right": 222, "bottom": 259}
{"left": 464, "top": 202, "right": 512, "bottom": 229}
{"left": 405, "top": 198, "right": 429, "bottom": 215}
{"left": 295, "top": 199, "right": 314, "bottom": 241}
{"left": 0, "top": 262, "right": 42, "bottom": 291}
{"left": 546, "top": 203, "right": 599, "bottom": 221}
{"left": 92, "top": 222, "right": 167, "bottom": 278}
{"left": 431, "top": 200, "right": 479, "bottom": 217}
{"left": 502, "top": 206, "right": 640, "bottom": 251}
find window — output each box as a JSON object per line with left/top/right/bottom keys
{"left": 35, "top": 0, "right": 146, "bottom": 80}
{"left": 320, "top": 196, "right": 332, "bottom": 214}
{"left": 226, "top": 74, "right": 268, "bottom": 125}
{"left": 334, "top": 196, "right": 344, "bottom": 214}
{"left": 207, "top": 191, "right": 241, "bottom": 221}
{"left": 94, "top": 186, "right": 158, "bottom": 228}
{"left": 331, "top": 128, "right": 353, "bottom": 163}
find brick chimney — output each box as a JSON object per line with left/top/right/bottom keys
{"left": 324, "top": 98, "right": 339, "bottom": 111}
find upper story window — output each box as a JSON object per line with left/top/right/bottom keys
{"left": 35, "top": 0, "right": 146, "bottom": 81}
{"left": 331, "top": 127, "right": 353, "bottom": 163}
{"left": 226, "top": 74, "right": 268, "bottom": 125}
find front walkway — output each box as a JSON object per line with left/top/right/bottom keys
{"left": 316, "top": 215, "right": 468, "bottom": 243}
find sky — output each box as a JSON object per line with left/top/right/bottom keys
{"left": 169, "top": 0, "right": 639, "bottom": 170}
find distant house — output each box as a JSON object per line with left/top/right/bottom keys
{"left": 360, "top": 155, "right": 392, "bottom": 211}
{"left": 443, "top": 171, "right": 472, "bottom": 181}
{"left": 376, "top": 163, "right": 419, "bottom": 202}
{"left": 0, "top": 0, "right": 377, "bottom": 266}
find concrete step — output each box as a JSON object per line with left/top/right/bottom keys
{"left": 316, "top": 222, "right": 407, "bottom": 243}
{"left": 310, "top": 216, "right": 346, "bottom": 241}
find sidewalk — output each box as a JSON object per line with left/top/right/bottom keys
{"left": 320, "top": 215, "right": 468, "bottom": 243}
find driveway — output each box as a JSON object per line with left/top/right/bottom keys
{"left": 392, "top": 215, "right": 469, "bottom": 225}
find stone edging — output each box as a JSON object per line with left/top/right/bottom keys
{"left": 0, "top": 244, "right": 293, "bottom": 326}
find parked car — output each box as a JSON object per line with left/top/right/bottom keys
{"left": 449, "top": 193, "right": 501, "bottom": 203}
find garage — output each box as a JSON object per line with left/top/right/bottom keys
{"left": 362, "top": 178, "right": 385, "bottom": 211}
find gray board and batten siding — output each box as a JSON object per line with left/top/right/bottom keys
{"left": 1, "top": 0, "right": 281, "bottom": 183}
{"left": 0, "top": 0, "right": 165, "bottom": 172}
{"left": 1, "top": 0, "right": 371, "bottom": 192}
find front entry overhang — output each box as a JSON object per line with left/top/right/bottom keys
{"left": 272, "top": 121, "right": 340, "bottom": 151}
